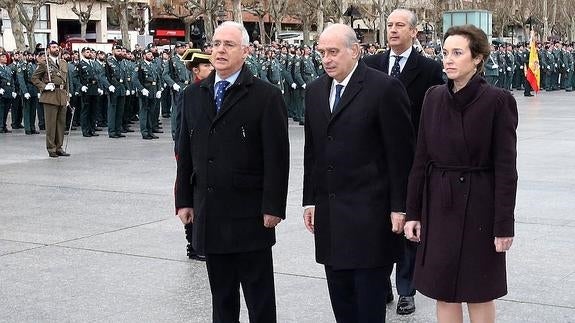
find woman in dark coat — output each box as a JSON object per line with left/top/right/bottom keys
{"left": 404, "top": 25, "right": 518, "bottom": 323}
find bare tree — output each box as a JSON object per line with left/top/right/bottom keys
{"left": 231, "top": 0, "right": 241, "bottom": 23}
{"left": 243, "top": 0, "right": 267, "bottom": 43}
{"left": 268, "top": 0, "right": 289, "bottom": 40}
{"left": 0, "top": 0, "right": 27, "bottom": 50}
{"left": 70, "top": 0, "right": 97, "bottom": 39}
{"left": 106, "top": 0, "right": 131, "bottom": 48}
{"left": 159, "top": 0, "right": 203, "bottom": 41}
{"left": 17, "top": 0, "right": 50, "bottom": 50}
{"left": 286, "top": 0, "right": 317, "bottom": 45}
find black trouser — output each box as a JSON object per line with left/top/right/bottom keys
{"left": 161, "top": 88, "right": 171, "bottom": 117}
{"left": 325, "top": 263, "right": 393, "bottom": 323}
{"left": 524, "top": 76, "right": 533, "bottom": 95}
{"left": 206, "top": 248, "right": 277, "bottom": 323}
{"left": 0, "top": 97, "right": 13, "bottom": 130}
{"left": 81, "top": 95, "right": 98, "bottom": 135}
{"left": 386, "top": 239, "right": 417, "bottom": 298}
{"left": 11, "top": 95, "right": 22, "bottom": 128}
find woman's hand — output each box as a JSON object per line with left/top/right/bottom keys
{"left": 404, "top": 221, "right": 421, "bottom": 242}
{"left": 494, "top": 237, "right": 514, "bottom": 252}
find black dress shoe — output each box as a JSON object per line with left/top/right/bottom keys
{"left": 524, "top": 93, "right": 534, "bottom": 97}
{"left": 151, "top": 134, "right": 159, "bottom": 139}
{"left": 396, "top": 296, "right": 415, "bottom": 315}
{"left": 142, "top": 134, "right": 154, "bottom": 140}
{"left": 162, "top": 114, "right": 170, "bottom": 118}
{"left": 32, "top": 130, "right": 40, "bottom": 134}
{"left": 25, "top": 131, "right": 32, "bottom": 135}
{"left": 13, "top": 124, "right": 24, "bottom": 129}
{"left": 125, "top": 128, "right": 135, "bottom": 133}
{"left": 94, "top": 127, "right": 103, "bottom": 131}
{"left": 90, "top": 132, "right": 99, "bottom": 136}
{"left": 1, "top": 128, "right": 12, "bottom": 133}
{"left": 386, "top": 289, "right": 394, "bottom": 304}
{"left": 117, "top": 133, "right": 126, "bottom": 138}
{"left": 121, "top": 129, "right": 128, "bottom": 133}
{"left": 83, "top": 133, "right": 93, "bottom": 137}
{"left": 109, "top": 134, "right": 120, "bottom": 138}
{"left": 152, "top": 129, "right": 164, "bottom": 133}
{"left": 56, "top": 151, "right": 71, "bottom": 157}
{"left": 39, "top": 126, "right": 46, "bottom": 130}
{"left": 48, "top": 152, "right": 59, "bottom": 158}
{"left": 298, "top": 121, "right": 305, "bottom": 126}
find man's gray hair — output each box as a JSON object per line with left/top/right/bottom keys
{"left": 215, "top": 21, "right": 250, "bottom": 46}
{"left": 391, "top": 8, "right": 418, "bottom": 28}
{"left": 322, "top": 23, "right": 359, "bottom": 48}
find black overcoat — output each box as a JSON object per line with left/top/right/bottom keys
{"left": 175, "top": 65, "right": 289, "bottom": 255}
{"left": 406, "top": 75, "right": 518, "bottom": 302}
{"left": 303, "top": 62, "right": 415, "bottom": 270}
{"left": 363, "top": 49, "right": 445, "bottom": 135}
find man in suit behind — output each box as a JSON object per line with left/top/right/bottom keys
{"left": 31, "top": 41, "right": 70, "bottom": 158}
{"left": 303, "top": 23, "right": 415, "bottom": 322}
{"left": 363, "top": 9, "right": 444, "bottom": 315}
{"left": 175, "top": 21, "right": 289, "bottom": 323}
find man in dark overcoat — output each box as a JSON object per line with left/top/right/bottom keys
{"left": 174, "top": 21, "right": 289, "bottom": 323}
{"left": 363, "top": 8, "right": 444, "bottom": 315}
{"left": 303, "top": 23, "right": 415, "bottom": 322}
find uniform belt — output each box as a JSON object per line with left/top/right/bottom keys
{"left": 54, "top": 84, "right": 66, "bottom": 89}
{"left": 419, "top": 161, "right": 493, "bottom": 266}
{"left": 91, "top": 81, "right": 97, "bottom": 84}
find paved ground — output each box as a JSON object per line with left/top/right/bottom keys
{"left": 1, "top": 89, "right": 574, "bottom": 322}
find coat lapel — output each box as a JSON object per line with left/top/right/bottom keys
{"left": 380, "top": 51, "right": 390, "bottom": 74}
{"left": 330, "top": 62, "right": 366, "bottom": 121}
{"left": 213, "top": 66, "right": 253, "bottom": 123}
{"left": 398, "top": 50, "right": 420, "bottom": 88}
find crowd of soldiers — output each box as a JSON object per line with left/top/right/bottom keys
{"left": 1, "top": 38, "right": 575, "bottom": 137}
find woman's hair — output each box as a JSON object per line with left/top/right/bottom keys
{"left": 443, "top": 24, "right": 491, "bottom": 73}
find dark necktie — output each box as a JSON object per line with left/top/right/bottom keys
{"left": 215, "top": 80, "right": 230, "bottom": 113}
{"left": 390, "top": 55, "right": 402, "bottom": 78}
{"left": 332, "top": 84, "right": 344, "bottom": 113}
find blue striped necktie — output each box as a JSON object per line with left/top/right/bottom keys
{"left": 215, "top": 80, "right": 230, "bottom": 113}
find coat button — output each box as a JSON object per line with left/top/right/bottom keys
{"left": 329, "top": 193, "right": 336, "bottom": 199}
{"left": 207, "top": 187, "right": 214, "bottom": 193}
{"left": 209, "top": 129, "right": 215, "bottom": 135}
{"left": 327, "top": 165, "right": 334, "bottom": 171}
{"left": 459, "top": 176, "right": 465, "bottom": 183}
{"left": 327, "top": 135, "right": 333, "bottom": 141}
{"left": 208, "top": 158, "right": 214, "bottom": 164}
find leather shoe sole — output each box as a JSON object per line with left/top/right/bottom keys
{"left": 56, "top": 151, "right": 70, "bottom": 157}
{"left": 48, "top": 152, "right": 58, "bottom": 158}
{"left": 396, "top": 296, "right": 415, "bottom": 315}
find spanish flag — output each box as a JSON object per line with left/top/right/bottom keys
{"left": 526, "top": 29, "right": 540, "bottom": 92}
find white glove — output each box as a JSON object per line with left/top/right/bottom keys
{"left": 547, "top": 65, "right": 550, "bottom": 69}
{"left": 302, "top": 83, "right": 306, "bottom": 89}
{"left": 97, "top": 88, "right": 104, "bottom": 95}
{"left": 24, "top": 93, "right": 31, "bottom": 100}
{"left": 126, "top": 90, "right": 130, "bottom": 96}
{"left": 520, "top": 66, "right": 524, "bottom": 69}
{"left": 131, "top": 90, "right": 135, "bottom": 95}
{"left": 493, "top": 64, "right": 499, "bottom": 69}
{"left": 281, "top": 90, "right": 284, "bottom": 94}
{"left": 172, "top": 83, "right": 181, "bottom": 91}
{"left": 12, "top": 92, "right": 17, "bottom": 98}
{"left": 68, "top": 93, "right": 72, "bottom": 98}
{"left": 81, "top": 86, "right": 88, "bottom": 93}
{"left": 163, "top": 83, "right": 167, "bottom": 87}
{"left": 109, "top": 85, "right": 115, "bottom": 93}
{"left": 74, "top": 92, "right": 79, "bottom": 96}
{"left": 45, "top": 83, "right": 56, "bottom": 91}
{"left": 506, "top": 67, "right": 511, "bottom": 71}
{"left": 291, "top": 83, "right": 297, "bottom": 89}
{"left": 155, "top": 91, "right": 162, "bottom": 99}
{"left": 38, "top": 92, "right": 41, "bottom": 98}
{"left": 0, "top": 88, "right": 4, "bottom": 95}
{"left": 141, "top": 88, "right": 149, "bottom": 97}
{"left": 555, "top": 64, "right": 558, "bottom": 67}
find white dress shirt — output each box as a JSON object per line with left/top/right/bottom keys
{"left": 387, "top": 46, "right": 413, "bottom": 75}
{"left": 329, "top": 62, "right": 358, "bottom": 112}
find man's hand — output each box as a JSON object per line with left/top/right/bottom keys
{"left": 303, "top": 207, "right": 315, "bottom": 234}
{"left": 404, "top": 221, "right": 421, "bottom": 242}
{"left": 494, "top": 237, "right": 513, "bottom": 252}
{"left": 263, "top": 214, "right": 282, "bottom": 228}
{"left": 390, "top": 212, "right": 406, "bottom": 234}
{"left": 177, "top": 208, "right": 194, "bottom": 225}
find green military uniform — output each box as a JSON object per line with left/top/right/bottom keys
{"left": 163, "top": 48, "right": 191, "bottom": 140}
{"left": 0, "top": 58, "right": 17, "bottom": 132}
{"left": 496, "top": 49, "right": 507, "bottom": 89}
{"left": 133, "top": 56, "right": 162, "bottom": 139}
{"left": 484, "top": 51, "right": 499, "bottom": 86}
{"left": 291, "top": 53, "right": 306, "bottom": 124}
{"left": 77, "top": 54, "right": 103, "bottom": 136}
{"left": 504, "top": 49, "right": 515, "bottom": 90}
{"left": 106, "top": 51, "right": 128, "bottom": 138}
{"left": 545, "top": 49, "right": 556, "bottom": 91}
{"left": 564, "top": 48, "right": 574, "bottom": 92}
{"left": 16, "top": 60, "right": 40, "bottom": 134}
{"left": 264, "top": 57, "right": 282, "bottom": 90}
{"left": 279, "top": 53, "right": 295, "bottom": 118}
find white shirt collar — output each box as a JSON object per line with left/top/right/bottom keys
{"left": 388, "top": 46, "right": 413, "bottom": 75}
{"left": 214, "top": 68, "right": 242, "bottom": 89}
{"left": 329, "top": 61, "right": 358, "bottom": 111}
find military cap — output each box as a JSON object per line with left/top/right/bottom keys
{"left": 48, "top": 40, "right": 58, "bottom": 46}
{"left": 23, "top": 50, "right": 31, "bottom": 55}
{"left": 97, "top": 50, "right": 105, "bottom": 55}
{"left": 188, "top": 52, "right": 211, "bottom": 67}
{"left": 0, "top": 51, "right": 6, "bottom": 57}
{"left": 81, "top": 46, "right": 91, "bottom": 52}
{"left": 112, "top": 44, "right": 123, "bottom": 50}
{"left": 146, "top": 43, "right": 156, "bottom": 49}
{"left": 174, "top": 41, "right": 187, "bottom": 48}
{"left": 143, "top": 48, "right": 152, "bottom": 54}
{"left": 36, "top": 51, "right": 45, "bottom": 57}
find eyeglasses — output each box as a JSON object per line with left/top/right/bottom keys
{"left": 211, "top": 40, "right": 240, "bottom": 50}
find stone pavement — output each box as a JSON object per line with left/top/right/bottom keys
{"left": 0, "top": 90, "right": 574, "bottom": 322}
